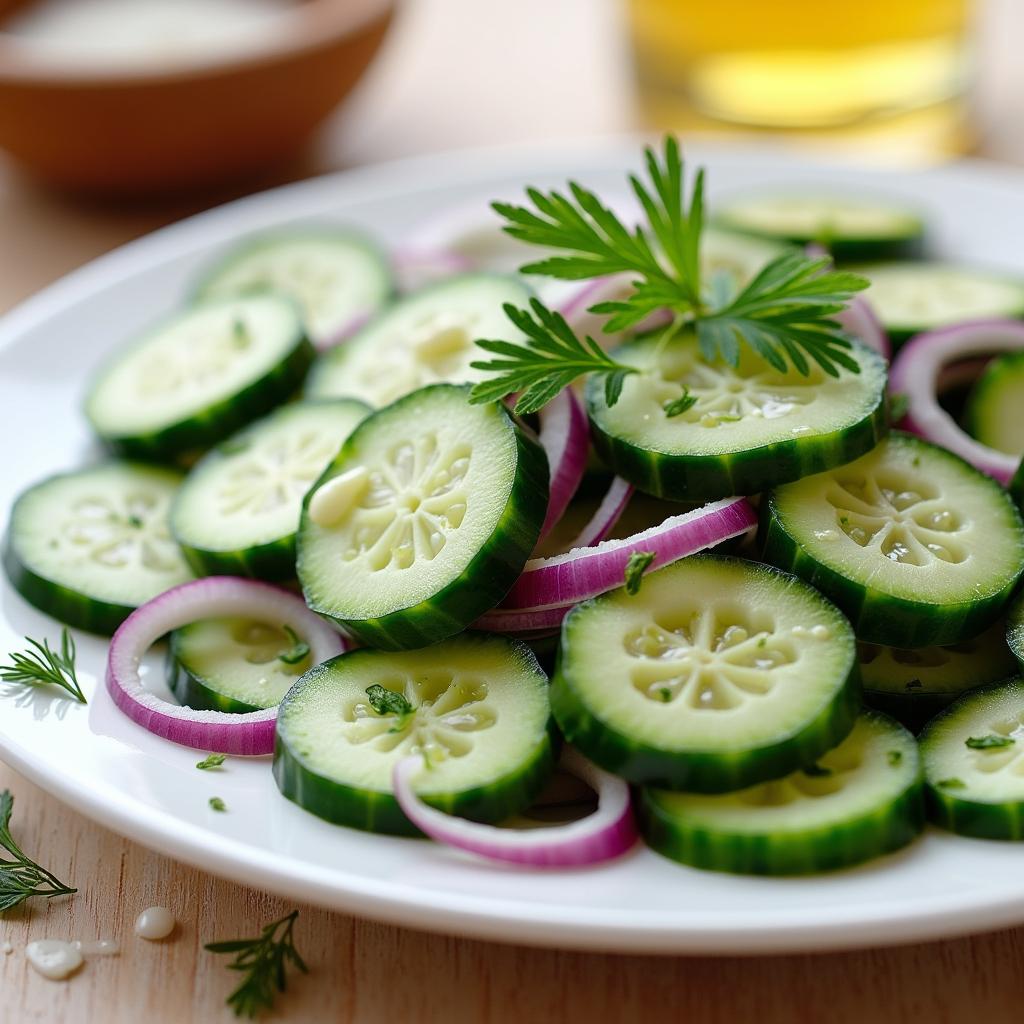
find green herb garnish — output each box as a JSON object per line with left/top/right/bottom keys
{"left": 277, "top": 626, "right": 310, "bottom": 666}
{"left": 365, "top": 684, "right": 413, "bottom": 717}
{"left": 887, "top": 750, "right": 903, "bottom": 767}
{"left": 206, "top": 910, "right": 307, "bottom": 1019}
{"left": 196, "top": 754, "right": 227, "bottom": 771}
{"left": 209, "top": 797, "right": 227, "bottom": 812}
{"left": 937, "top": 777, "right": 966, "bottom": 790}
{"left": 657, "top": 687, "right": 673, "bottom": 702}
{"left": 468, "top": 299, "right": 637, "bottom": 415}
{"left": 0, "top": 629, "right": 87, "bottom": 704}
{"left": 624, "top": 551, "right": 656, "bottom": 595}
{"left": 662, "top": 390, "right": 697, "bottom": 418}
{"left": 0, "top": 790, "right": 76, "bottom": 914}
{"left": 471, "top": 136, "right": 867, "bottom": 414}
{"left": 966, "top": 734, "right": 1015, "bottom": 750}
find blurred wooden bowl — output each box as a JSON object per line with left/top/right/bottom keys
{"left": 0, "top": 0, "right": 393, "bottom": 193}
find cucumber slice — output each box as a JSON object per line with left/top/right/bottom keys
{"left": 273, "top": 634, "right": 555, "bottom": 835}
{"left": 586, "top": 332, "right": 888, "bottom": 501}
{"left": 168, "top": 617, "right": 312, "bottom": 713}
{"left": 763, "top": 433, "right": 1024, "bottom": 647}
{"left": 297, "top": 384, "right": 548, "bottom": 649}
{"left": 305, "top": 274, "right": 533, "bottom": 408}
{"left": 1009, "top": 594, "right": 1024, "bottom": 672}
{"left": 714, "top": 193, "right": 924, "bottom": 260}
{"left": 3, "top": 462, "right": 193, "bottom": 633}
{"left": 640, "top": 711, "right": 923, "bottom": 874}
{"left": 964, "top": 350, "right": 1024, "bottom": 457}
{"left": 85, "top": 294, "right": 313, "bottom": 461}
{"left": 700, "top": 227, "right": 792, "bottom": 288}
{"left": 860, "top": 622, "right": 1019, "bottom": 733}
{"left": 920, "top": 679, "right": 1024, "bottom": 839}
{"left": 195, "top": 229, "right": 393, "bottom": 345}
{"left": 170, "top": 399, "right": 369, "bottom": 580}
{"left": 551, "top": 554, "right": 860, "bottom": 792}
{"left": 857, "top": 263, "right": 1024, "bottom": 346}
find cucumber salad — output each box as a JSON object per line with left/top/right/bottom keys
{"left": 7, "top": 138, "right": 1024, "bottom": 877}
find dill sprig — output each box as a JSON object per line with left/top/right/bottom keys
{"left": 471, "top": 136, "right": 868, "bottom": 411}
{"left": 0, "top": 629, "right": 87, "bottom": 704}
{"left": 0, "top": 790, "right": 77, "bottom": 914}
{"left": 206, "top": 910, "right": 308, "bottom": 1018}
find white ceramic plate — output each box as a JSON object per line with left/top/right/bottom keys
{"left": 3, "top": 139, "right": 1024, "bottom": 955}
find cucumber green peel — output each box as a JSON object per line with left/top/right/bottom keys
{"left": 921, "top": 679, "right": 1024, "bottom": 840}
{"left": 641, "top": 711, "right": 924, "bottom": 875}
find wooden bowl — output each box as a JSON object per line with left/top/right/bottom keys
{"left": 0, "top": 0, "right": 393, "bottom": 193}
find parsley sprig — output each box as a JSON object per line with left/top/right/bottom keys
{"left": 0, "top": 790, "right": 77, "bottom": 914}
{"left": 206, "top": 910, "right": 308, "bottom": 1019}
{"left": 471, "top": 136, "right": 867, "bottom": 413}
{"left": 0, "top": 629, "right": 87, "bottom": 704}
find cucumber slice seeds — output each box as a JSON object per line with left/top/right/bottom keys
{"left": 763, "top": 433, "right": 1024, "bottom": 647}
{"left": 297, "top": 384, "right": 548, "bottom": 649}
{"left": 921, "top": 679, "right": 1024, "bottom": 840}
{"left": 170, "top": 399, "right": 369, "bottom": 579}
{"left": 195, "top": 230, "right": 393, "bottom": 345}
{"left": 964, "top": 350, "right": 1024, "bottom": 457}
{"left": 169, "top": 617, "right": 312, "bottom": 713}
{"left": 306, "top": 274, "right": 533, "bottom": 408}
{"left": 85, "top": 294, "right": 314, "bottom": 461}
{"left": 714, "top": 194, "right": 923, "bottom": 260}
{"left": 859, "top": 621, "right": 1019, "bottom": 733}
{"left": 4, "top": 462, "right": 193, "bottom": 633}
{"left": 587, "top": 333, "right": 888, "bottom": 500}
{"left": 857, "top": 262, "right": 1024, "bottom": 345}
{"left": 552, "top": 555, "right": 860, "bottom": 792}
{"left": 641, "top": 711, "right": 923, "bottom": 874}
{"left": 273, "top": 635, "right": 555, "bottom": 835}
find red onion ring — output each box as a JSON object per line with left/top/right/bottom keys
{"left": 558, "top": 275, "right": 672, "bottom": 349}
{"left": 105, "top": 577, "right": 345, "bottom": 754}
{"left": 571, "top": 476, "right": 634, "bottom": 548}
{"left": 889, "top": 319, "right": 1024, "bottom": 482}
{"left": 393, "top": 747, "right": 637, "bottom": 867}
{"left": 502, "top": 496, "right": 757, "bottom": 611}
{"left": 537, "top": 388, "right": 590, "bottom": 540}
{"left": 836, "top": 295, "right": 890, "bottom": 360}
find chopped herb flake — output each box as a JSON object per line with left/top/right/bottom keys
{"left": 365, "top": 684, "right": 413, "bottom": 717}
{"left": 624, "top": 551, "right": 657, "bottom": 595}
{"left": 196, "top": 754, "right": 227, "bottom": 771}
{"left": 209, "top": 797, "right": 227, "bottom": 812}
{"left": 965, "top": 734, "right": 1015, "bottom": 750}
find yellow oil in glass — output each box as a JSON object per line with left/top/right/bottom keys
{"left": 628, "top": 0, "right": 973, "bottom": 159}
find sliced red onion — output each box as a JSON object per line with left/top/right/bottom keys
{"left": 537, "top": 388, "right": 589, "bottom": 540}
{"left": 502, "top": 496, "right": 757, "bottom": 611}
{"left": 314, "top": 311, "right": 372, "bottom": 352}
{"left": 475, "top": 604, "right": 573, "bottom": 635}
{"left": 889, "top": 319, "right": 1024, "bottom": 482}
{"left": 571, "top": 476, "right": 634, "bottom": 548}
{"left": 105, "top": 577, "right": 345, "bottom": 755}
{"left": 836, "top": 295, "right": 890, "bottom": 360}
{"left": 393, "top": 747, "right": 637, "bottom": 867}
{"left": 393, "top": 247, "right": 473, "bottom": 292}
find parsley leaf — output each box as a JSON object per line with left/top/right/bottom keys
{"left": 206, "top": 910, "right": 307, "bottom": 1018}
{"left": 0, "top": 629, "right": 87, "bottom": 704}
{"left": 473, "top": 135, "right": 867, "bottom": 411}
{"left": 966, "top": 734, "right": 1015, "bottom": 750}
{"left": 196, "top": 754, "right": 227, "bottom": 771}
{"left": 0, "top": 789, "right": 77, "bottom": 914}
{"left": 365, "top": 684, "right": 413, "bottom": 717}
{"left": 209, "top": 797, "right": 227, "bottom": 813}
{"left": 663, "top": 389, "right": 697, "bottom": 418}
{"left": 469, "top": 299, "right": 637, "bottom": 415}
{"left": 624, "top": 551, "right": 656, "bottom": 595}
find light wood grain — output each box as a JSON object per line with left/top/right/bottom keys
{"left": 4, "top": 1, "right": 1024, "bottom": 1021}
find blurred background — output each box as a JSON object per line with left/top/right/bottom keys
{"left": 0, "top": 0, "right": 1022, "bottom": 309}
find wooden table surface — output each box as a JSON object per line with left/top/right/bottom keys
{"left": 4, "top": 2, "right": 1024, "bottom": 1021}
